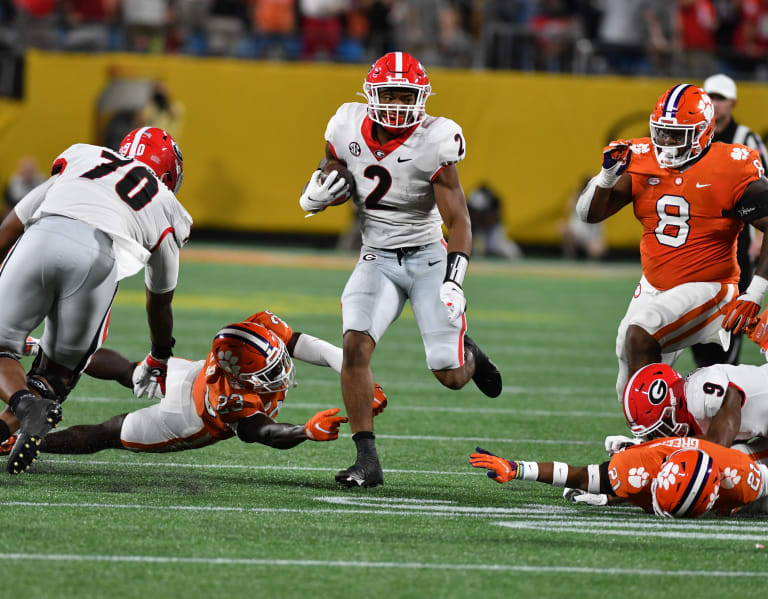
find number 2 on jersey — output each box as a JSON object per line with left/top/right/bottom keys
{"left": 363, "top": 165, "right": 396, "bottom": 211}
{"left": 655, "top": 194, "right": 690, "bottom": 247}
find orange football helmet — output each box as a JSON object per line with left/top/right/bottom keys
{"left": 119, "top": 126, "right": 184, "bottom": 193}
{"left": 363, "top": 51, "right": 431, "bottom": 132}
{"left": 622, "top": 363, "right": 697, "bottom": 439}
{"left": 650, "top": 84, "right": 715, "bottom": 169}
{"left": 651, "top": 449, "right": 720, "bottom": 518}
{"left": 211, "top": 322, "right": 295, "bottom": 393}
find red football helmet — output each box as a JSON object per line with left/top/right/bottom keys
{"left": 622, "top": 363, "right": 693, "bottom": 439}
{"left": 651, "top": 449, "right": 720, "bottom": 518}
{"left": 118, "top": 127, "right": 184, "bottom": 193}
{"left": 210, "top": 321, "right": 295, "bottom": 393}
{"left": 649, "top": 84, "right": 715, "bottom": 169}
{"left": 363, "top": 51, "right": 431, "bottom": 132}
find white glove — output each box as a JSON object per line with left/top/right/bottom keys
{"left": 604, "top": 434, "right": 640, "bottom": 455}
{"left": 563, "top": 487, "right": 608, "bottom": 506}
{"left": 132, "top": 354, "right": 169, "bottom": 399}
{"left": 299, "top": 169, "right": 349, "bottom": 213}
{"left": 440, "top": 281, "right": 466, "bottom": 323}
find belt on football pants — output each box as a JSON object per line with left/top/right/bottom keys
{"left": 374, "top": 245, "right": 429, "bottom": 265}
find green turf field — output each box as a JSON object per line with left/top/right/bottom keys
{"left": 3, "top": 244, "right": 768, "bottom": 599}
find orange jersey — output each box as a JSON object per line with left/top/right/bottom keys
{"left": 607, "top": 437, "right": 763, "bottom": 515}
{"left": 192, "top": 311, "right": 294, "bottom": 439}
{"left": 626, "top": 140, "right": 763, "bottom": 290}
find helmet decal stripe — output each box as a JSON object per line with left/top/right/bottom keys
{"left": 672, "top": 451, "right": 712, "bottom": 516}
{"left": 395, "top": 51, "right": 402, "bottom": 73}
{"left": 127, "top": 126, "right": 151, "bottom": 157}
{"left": 662, "top": 84, "right": 691, "bottom": 119}
{"left": 215, "top": 325, "right": 273, "bottom": 357}
{"left": 622, "top": 368, "right": 643, "bottom": 424}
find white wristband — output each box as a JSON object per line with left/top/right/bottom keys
{"left": 587, "top": 464, "right": 601, "bottom": 494}
{"left": 552, "top": 462, "right": 569, "bottom": 487}
{"left": 516, "top": 461, "right": 539, "bottom": 481}
{"left": 594, "top": 169, "right": 620, "bottom": 188}
{"left": 745, "top": 275, "right": 768, "bottom": 304}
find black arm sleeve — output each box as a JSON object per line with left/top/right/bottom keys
{"left": 724, "top": 178, "right": 768, "bottom": 223}
{"left": 599, "top": 460, "right": 617, "bottom": 496}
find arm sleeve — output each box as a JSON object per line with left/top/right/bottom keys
{"left": 291, "top": 333, "right": 343, "bottom": 373}
{"left": 144, "top": 234, "right": 179, "bottom": 293}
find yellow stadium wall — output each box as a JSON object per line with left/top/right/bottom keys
{"left": 3, "top": 50, "right": 768, "bottom": 248}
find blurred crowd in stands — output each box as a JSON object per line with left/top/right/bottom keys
{"left": 0, "top": 0, "right": 766, "bottom": 78}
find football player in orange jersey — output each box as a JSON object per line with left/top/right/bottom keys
{"left": 576, "top": 84, "right": 768, "bottom": 401}
{"left": 0, "top": 311, "right": 387, "bottom": 465}
{"left": 469, "top": 436, "right": 768, "bottom": 517}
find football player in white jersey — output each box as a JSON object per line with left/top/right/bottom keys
{"left": 0, "top": 127, "right": 192, "bottom": 474}
{"left": 298, "top": 51, "right": 502, "bottom": 488}
{"left": 619, "top": 362, "right": 768, "bottom": 450}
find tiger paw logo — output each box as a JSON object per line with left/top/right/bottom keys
{"left": 721, "top": 467, "right": 741, "bottom": 489}
{"left": 656, "top": 463, "right": 679, "bottom": 490}
{"left": 705, "top": 484, "right": 720, "bottom": 512}
{"left": 630, "top": 142, "right": 650, "bottom": 155}
{"left": 731, "top": 147, "right": 750, "bottom": 161}
{"left": 217, "top": 350, "right": 240, "bottom": 377}
{"left": 628, "top": 466, "right": 650, "bottom": 488}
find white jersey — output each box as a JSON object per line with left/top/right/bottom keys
{"left": 324, "top": 102, "right": 465, "bottom": 249}
{"left": 14, "top": 143, "right": 193, "bottom": 285}
{"left": 685, "top": 363, "right": 768, "bottom": 440}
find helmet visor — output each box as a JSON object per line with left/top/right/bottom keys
{"left": 629, "top": 406, "right": 689, "bottom": 440}
{"left": 650, "top": 120, "right": 696, "bottom": 167}
{"left": 239, "top": 344, "right": 296, "bottom": 393}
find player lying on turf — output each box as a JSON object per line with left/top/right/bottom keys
{"left": 469, "top": 436, "right": 768, "bottom": 518}
{"left": 0, "top": 311, "right": 386, "bottom": 460}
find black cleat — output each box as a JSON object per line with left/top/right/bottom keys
{"left": 7, "top": 396, "right": 62, "bottom": 474}
{"left": 335, "top": 457, "right": 384, "bottom": 488}
{"left": 464, "top": 335, "right": 503, "bottom": 398}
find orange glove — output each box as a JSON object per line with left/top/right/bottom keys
{"left": 372, "top": 383, "right": 387, "bottom": 417}
{"left": 304, "top": 408, "right": 348, "bottom": 441}
{"left": 748, "top": 309, "right": 768, "bottom": 355}
{"left": 722, "top": 276, "right": 768, "bottom": 334}
{"left": 469, "top": 447, "right": 519, "bottom": 484}
{"left": 596, "top": 139, "right": 632, "bottom": 187}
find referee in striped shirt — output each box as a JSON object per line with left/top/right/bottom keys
{"left": 691, "top": 74, "right": 768, "bottom": 367}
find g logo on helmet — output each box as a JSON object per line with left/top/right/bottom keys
{"left": 647, "top": 379, "right": 668, "bottom": 405}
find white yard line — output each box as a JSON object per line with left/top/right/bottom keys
{"left": 0, "top": 553, "right": 765, "bottom": 577}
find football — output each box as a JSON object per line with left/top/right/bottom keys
{"left": 320, "top": 159, "right": 356, "bottom": 206}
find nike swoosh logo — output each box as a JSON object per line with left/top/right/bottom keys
{"left": 428, "top": 260, "right": 440, "bottom": 267}
{"left": 696, "top": 182, "right": 712, "bottom": 188}
{"left": 397, "top": 157, "right": 412, "bottom": 163}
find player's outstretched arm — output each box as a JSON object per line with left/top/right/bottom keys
{"left": 237, "top": 409, "right": 348, "bottom": 449}
{"left": 469, "top": 446, "right": 590, "bottom": 489}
